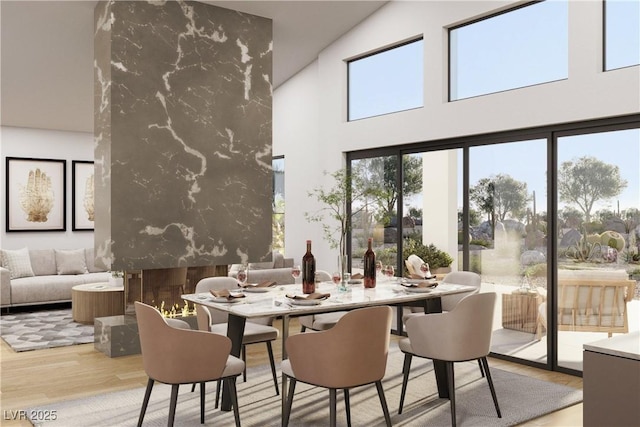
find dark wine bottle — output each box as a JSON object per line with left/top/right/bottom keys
{"left": 302, "top": 240, "right": 316, "bottom": 294}
{"left": 363, "top": 238, "right": 376, "bottom": 288}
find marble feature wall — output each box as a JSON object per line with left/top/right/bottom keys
{"left": 94, "top": 1, "right": 273, "bottom": 271}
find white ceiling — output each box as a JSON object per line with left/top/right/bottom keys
{"left": 0, "top": 0, "right": 386, "bottom": 133}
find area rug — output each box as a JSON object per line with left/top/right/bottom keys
{"left": 0, "top": 308, "right": 93, "bottom": 352}
{"left": 26, "top": 347, "right": 582, "bottom": 426}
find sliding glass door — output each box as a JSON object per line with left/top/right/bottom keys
{"left": 555, "top": 128, "right": 640, "bottom": 371}
{"left": 469, "top": 139, "right": 548, "bottom": 364}
{"left": 350, "top": 155, "right": 398, "bottom": 275}
{"left": 347, "top": 116, "right": 639, "bottom": 373}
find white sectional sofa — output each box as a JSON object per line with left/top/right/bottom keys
{"left": 0, "top": 247, "right": 110, "bottom": 308}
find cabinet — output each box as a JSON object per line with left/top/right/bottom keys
{"left": 583, "top": 332, "right": 640, "bottom": 427}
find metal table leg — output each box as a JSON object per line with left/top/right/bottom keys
{"left": 281, "top": 313, "right": 290, "bottom": 423}
{"left": 424, "top": 297, "right": 450, "bottom": 398}
{"left": 221, "top": 313, "right": 246, "bottom": 412}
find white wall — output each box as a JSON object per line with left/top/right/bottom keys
{"left": 1, "top": 126, "right": 95, "bottom": 250}
{"left": 274, "top": 0, "right": 640, "bottom": 269}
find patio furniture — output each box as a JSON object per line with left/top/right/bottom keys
{"left": 537, "top": 277, "right": 636, "bottom": 338}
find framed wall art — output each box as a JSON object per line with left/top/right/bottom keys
{"left": 6, "top": 157, "right": 66, "bottom": 232}
{"left": 72, "top": 160, "right": 95, "bottom": 231}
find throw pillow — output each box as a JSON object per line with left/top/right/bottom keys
{"left": 1, "top": 248, "right": 35, "bottom": 280}
{"left": 29, "top": 249, "right": 57, "bottom": 276}
{"left": 84, "top": 248, "right": 106, "bottom": 273}
{"left": 248, "top": 261, "right": 274, "bottom": 270}
{"left": 273, "top": 251, "right": 285, "bottom": 268}
{"left": 55, "top": 249, "right": 88, "bottom": 275}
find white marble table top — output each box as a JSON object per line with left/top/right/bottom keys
{"left": 182, "top": 280, "right": 475, "bottom": 318}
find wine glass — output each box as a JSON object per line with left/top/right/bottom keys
{"left": 237, "top": 268, "right": 248, "bottom": 288}
{"left": 291, "top": 265, "right": 301, "bottom": 283}
{"left": 376, "top": 261, "right": 383, "bottom": 278}
{"left": 332, "top": 271, "right": 341, "bottom": 285}
{"left": 385, "top": 265, "right": 395, "bottom": 281}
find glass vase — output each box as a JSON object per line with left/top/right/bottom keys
{"left": 337, "top": 254, "right": 349, "bottom": 292}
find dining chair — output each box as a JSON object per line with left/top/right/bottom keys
{"left": 398, "top": 292, "right": 501, "bottom": 427}
{"left": 194, "top": 277, "right": 280, "bottom": 405}
{"left": 282, "top": 305, "right": 393, "bottom": 427}
{"left": 135, "top": 301, "right": 244, "bottom": 427}
{"left": 298, "top": 269, "right": 348, "bottom": 332}
{"left": 402, "top": 270, "right": 482, "bottom": 325}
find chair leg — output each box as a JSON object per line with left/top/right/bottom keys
{"left": 329, "top": 389, "right": 337, "bottom": 427}
{"left": 215, "top": 379, "right": 221, "bottom": 409}
{"left": 446, "top": 361, "right": 456, "bottom": 427}
{"left": 398, "top": 352, "right": 413, "bottom": 414}
{"left": 199, "top": 382, "right": 205, "bottom": 424}
{"left": 137, "top": 378, "right": 154, "bottom": 427}
{"left": 242, "top": 345, "right": 247, "bottom": 382}
{"left": 168, "top": 384, "right": 179, "bottom": 427}
{"left": 343, "top": 389, "right": 351, "bottom": 427}
{"left": 481, "top": 357, "right": 502, "bottom": 418}
{"left": 266, "top": 341, "right": 280, "bottom": 396}
{"left": 190, "top": 383, "right": 196, "bottom": 393}
{"left": 375, "top": 380, "right": 392, "bottom": 427}
{"left": 227, "top": 377, "right": 242, "bottom": 427}
{"left": 283, "top": 377, "right": 296, "bottom": 427}
{"left": 478, "top": 359, "right": 485, "bottom": 377}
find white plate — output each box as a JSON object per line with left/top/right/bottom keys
{"left": 211, "top": 297, "right": 245, "bottom": 303}
{"left": 402, "top": 286, "right": 433, "bottom": 293}
{"left": 287, "top": 298, "right": 323, "bottom": 306}
{"left": 402, "top": 278, "right": 437, "bottom": 285}
{"left": 241, "top": 286, "right": 271, "bottom": 293}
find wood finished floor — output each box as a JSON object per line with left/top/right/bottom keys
{"left": 0, "top": 318, "right": 583, "bottom": 426}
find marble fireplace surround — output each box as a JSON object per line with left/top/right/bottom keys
{"left": 94, "top": 0, "right": 273, "bottom": 273}
{"left": 95, "top": 265, "right": 219, "bottom": 357}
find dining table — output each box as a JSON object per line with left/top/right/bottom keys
{"left": 182, "top": 278, "right": 476, "bottom": 415}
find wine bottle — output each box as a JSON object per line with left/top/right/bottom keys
{"left": 302, "top": 240, "right": 316, "bottom": 294}
{"left": 363, "top": 238, "right": 376, "bottom": 288}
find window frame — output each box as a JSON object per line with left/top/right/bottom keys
{"left": 347, "top": 37, "right": 424, "bottom": 122}
{"left": 603, "top": 0, "right": 640, "bottom": 71}
{"left": 448, "top": 0, "right": 568, "bottom": 101}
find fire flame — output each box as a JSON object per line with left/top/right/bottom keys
{"left": 156, "top": 300, "right": 196, "bottom": 318}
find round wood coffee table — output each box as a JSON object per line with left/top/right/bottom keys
{"left": 72, "top": 283, "right": 124, "bottom": 324}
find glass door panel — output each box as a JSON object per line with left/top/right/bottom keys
{"left": 402, "top": 150, "right": 461, "bottom": 278}
{"left": 350, "top": 156, "right": 399, "bottom": 277}
{"left": 469, "top": 140, "right": 548, "bottom": 364}
{"left": 556, "top": 129, "right": 640, "bottom": 371}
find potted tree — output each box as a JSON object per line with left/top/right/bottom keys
{"left": 305, "top": 169, "right": 375, "bottom": 287}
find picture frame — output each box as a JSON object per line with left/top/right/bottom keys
{"left": 72, "top": 160, "right": 95, "bottom": 231}
{"left": 6, "top": 157, "right": 66, "bottom": 232}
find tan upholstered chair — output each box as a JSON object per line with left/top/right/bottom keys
{"left": 398, "top": 293, "right": 501, "bottom": 427}
{"left": 298, "top": 270, "right": 348, "bottom": 332}
{"left": 194, "top": 277, "right": 279, "bottom": 404}
{"left": 134, "top": 302, "right": 244, "bottom": 427}
{"left": 402, "top": 270, "right": 482, "bottom": 325}
{"left": 281, "top": 306, "right": 393, "bottom": 427}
